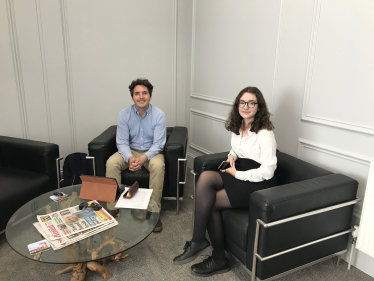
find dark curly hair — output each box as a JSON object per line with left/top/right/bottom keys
{"left": 128, "top": 78, "right": 153, "bottom": 97}
{"left": 225, "top": 86, "right": 274, "bottom": 135}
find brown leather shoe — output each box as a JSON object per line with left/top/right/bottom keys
{"left": 153, "top": 219, "right": 163, "bottom": 232}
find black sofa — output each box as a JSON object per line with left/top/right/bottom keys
{"left": 193, "top": 150, "right": 358, "bottom": 280}
{"left": 0, "top": 136, "right": 59, "bottom": 231}
{"left": 88, "top": 126, "right": 188, "bottom": 214}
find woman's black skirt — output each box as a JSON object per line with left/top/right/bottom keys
{"left": 220, "top": 158, "right": 277, "bottom": 209}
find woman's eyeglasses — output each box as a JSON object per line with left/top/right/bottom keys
{"left": 239, "top": 101, "right": 258, "bottom": 108}
{"left": 79, "top": 202, "right": 102, "bottom": 211}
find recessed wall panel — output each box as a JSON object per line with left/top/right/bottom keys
{"left": 0, "top": 0, "right": 23, "bottom": 137}
{"left": 193, "top": 1, "right": 281, "bottom": 107}
{"left": 39, "top": 0, "right": 72, "bottom": 157}
{"left": 13, "top": 0, "right": 49, "bottom": 142}
{"left": 305, "top": 0, "right": 374, "bottom": 130}
{"left": 190, "top": 110, "right": 231, "bottom": 154}
{"left": 65, "top": 0, "right": 176, "bottom": 152}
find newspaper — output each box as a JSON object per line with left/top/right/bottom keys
{"left": 36, "top": 200, "right": 117, "bottom": 241}
{"left": 33, "top": 220, "right": 117, "bottom": 250}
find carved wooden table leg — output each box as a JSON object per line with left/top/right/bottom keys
{"left": 87, "top": 261, "right": 111, "bottom": 280}
{"left": 55, "top": 263, "right": 87, "bottom": 281}
{"left": 54, "top": 196, "right": 128, "bottom": 280}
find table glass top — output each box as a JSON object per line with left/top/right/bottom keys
{"left": 6, "top": 184, "right": 159, "bottom": 264}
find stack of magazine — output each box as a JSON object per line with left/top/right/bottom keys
{"left": 33, "top": 200, "right": 118, "bottom": 250}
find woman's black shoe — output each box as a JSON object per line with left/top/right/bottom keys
{"left": 191, "top": 256, "right": 229, "bottom": 277}
{"left": 173, "top": 239, "right": 210, "bottom": 265}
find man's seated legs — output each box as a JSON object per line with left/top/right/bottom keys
{"left": 143, "top": 153, "right": 165, "bottom": 212}
{"left": 106, "top": 152, "right": 129, "bottom": 185}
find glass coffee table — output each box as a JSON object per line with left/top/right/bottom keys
{"left": 6, "top": 184, "right": 159, "bottom": 280}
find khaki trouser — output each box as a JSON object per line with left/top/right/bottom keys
{"left": 105, "top": 149, "right": 165, "bottom": 211}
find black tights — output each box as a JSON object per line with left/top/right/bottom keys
{"left": 192, "top": 171, "right": 231, "bottom": 264}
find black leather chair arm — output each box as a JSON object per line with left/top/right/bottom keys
{"left": 193, "top": 152, "right": 229, "bottom": 181}
{"left": 0, "top": 136, "right": 59, "bottom": 189}
{"left": 246, "top": 173, "right": 358, "bottom": 273}
{"left": 87, "top": 126, "right": 117, "bottom": 176}
{"left": 250, "top": 173, "right": 358, "bottom": 222}
{"left": 164, "top": 127, "right": 188, "bottom": 197}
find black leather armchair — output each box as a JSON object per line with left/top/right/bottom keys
{"left": 193, "top": 150, "right": 358, "bottom": 280}
{"left": 0, "top": 136, "right": 59, "bottom": 231}
{"left": 87, "top": 126, "right": 188, "bottom": 214}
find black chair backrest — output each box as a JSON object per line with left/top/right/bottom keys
{"left": 275, "top": 151, "right": 332, "bottom": 186}
{"left": 62, "top": 152, "right": 93, "bottom": 187}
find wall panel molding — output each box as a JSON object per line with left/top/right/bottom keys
{"left": 297, "top": 138, "right": 374, "bottom": 219}
{"left": 301, "top": 0, "right": 374, "bottom": 136}
{"left": 189, "top": 109, "right": 226, "bottom": 155}
{"left": 171, "top": 0, "right": 177, "bottom": 125}
{"left": 6, "top": 0, "right": 29, "bottom": 139}
{"left": 190, "top": 1, "right": 281, "bottom": 113}
{"left": 189, "top": 0, "right": 232, "bottom": 107}
{"left": 59, "top": 0, "right": 77, "bottom": 151}
{"left": 270, "top": 0, "right": 284, "bottom": 113}
{"left": 189, "top": 0, "right": 196, "bottom": 103}
{"left": 35, "top": 0, "right": 52, "bottom": 142}
{"left": 191, "top": 93, "right": 232, "bottom": 106}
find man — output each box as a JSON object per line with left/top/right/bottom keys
{"left": 106, "top": 78, "right": 166, "bottom": 232}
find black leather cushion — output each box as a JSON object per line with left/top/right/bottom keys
{"left": 0, "top": 167, "right": 50, "bottom": 230}
{"left": 121, "top": 167, "right": 149, "bottom": 189}
{"left": 0, "top": 136, "right": 59, "bottom": 188}
{"left": 222, "top": 209, "right": 249, "bottom": 252}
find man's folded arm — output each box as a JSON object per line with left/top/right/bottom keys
{"left": 145, "top": 113, "right": 166, "bottom": 160}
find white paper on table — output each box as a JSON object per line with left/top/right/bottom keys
{"left": 115, "top": 188, "right": 153, "bottom": 210}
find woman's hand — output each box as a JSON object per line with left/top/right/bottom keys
{"left": 220, "top": 154, "right": 236, "bottom": 177}
{"left": 226, "top": 154, "right": 235, "bottom": 167}
{"left": 224, "top": 162, "right": 236, "bottom": 177}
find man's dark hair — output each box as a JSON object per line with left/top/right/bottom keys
{"left": 128, "top": 78, "right": 153, "bottom": 97}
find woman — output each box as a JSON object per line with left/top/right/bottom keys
{"left": 173, "top": 87, "right": 277, "bottom": 276}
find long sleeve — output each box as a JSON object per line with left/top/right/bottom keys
{"left": 145, "top": 112, "right": 166, "bottom": 160}
{"left": 116, "top": 111, "right": 132, "bottom": 163}
{"left": 233, "top": 130, "right": 277, "bottom": 182}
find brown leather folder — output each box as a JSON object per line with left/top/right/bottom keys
{"left": 79, "top": 175, "right": 118, "bottom": 203}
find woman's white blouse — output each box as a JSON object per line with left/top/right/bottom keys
{"left": 229, "top": 129, "right": 277, "bottom": 182}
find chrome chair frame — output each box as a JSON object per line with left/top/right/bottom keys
{"left": 251, "top": 198, "right": 360, "bottom": 281}
{"left": 190, "top": 169, "right": 359, "bottom": 280}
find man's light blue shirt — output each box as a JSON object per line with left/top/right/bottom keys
{"left": 116, "top": 104, "right": 166, "bottom": 163}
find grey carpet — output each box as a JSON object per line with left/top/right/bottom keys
{"left": 0, "top": 168, "right": 372, "bottom": 281}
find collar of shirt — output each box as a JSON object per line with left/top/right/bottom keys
{"left": 132, "top": 104, "right": 152, "bottom": 117}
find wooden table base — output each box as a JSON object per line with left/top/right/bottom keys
{"left": 55, "top": 253, "right": 129, "bottom": 281}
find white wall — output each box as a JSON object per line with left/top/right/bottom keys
{"left": 186, "top": 0, "right": 374, "bottom": 277}
{"left": 1, "top": 0, "right": 374, "bottom": 277}
{"left": 0, "top": 0, "right": 183, "bottom": 159}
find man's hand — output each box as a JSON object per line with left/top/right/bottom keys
{"left": 128, "top": 156, "right": 137, "bottom": 171}
{"left": 128, "top": 155, "right": 148, "bottom": 171}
